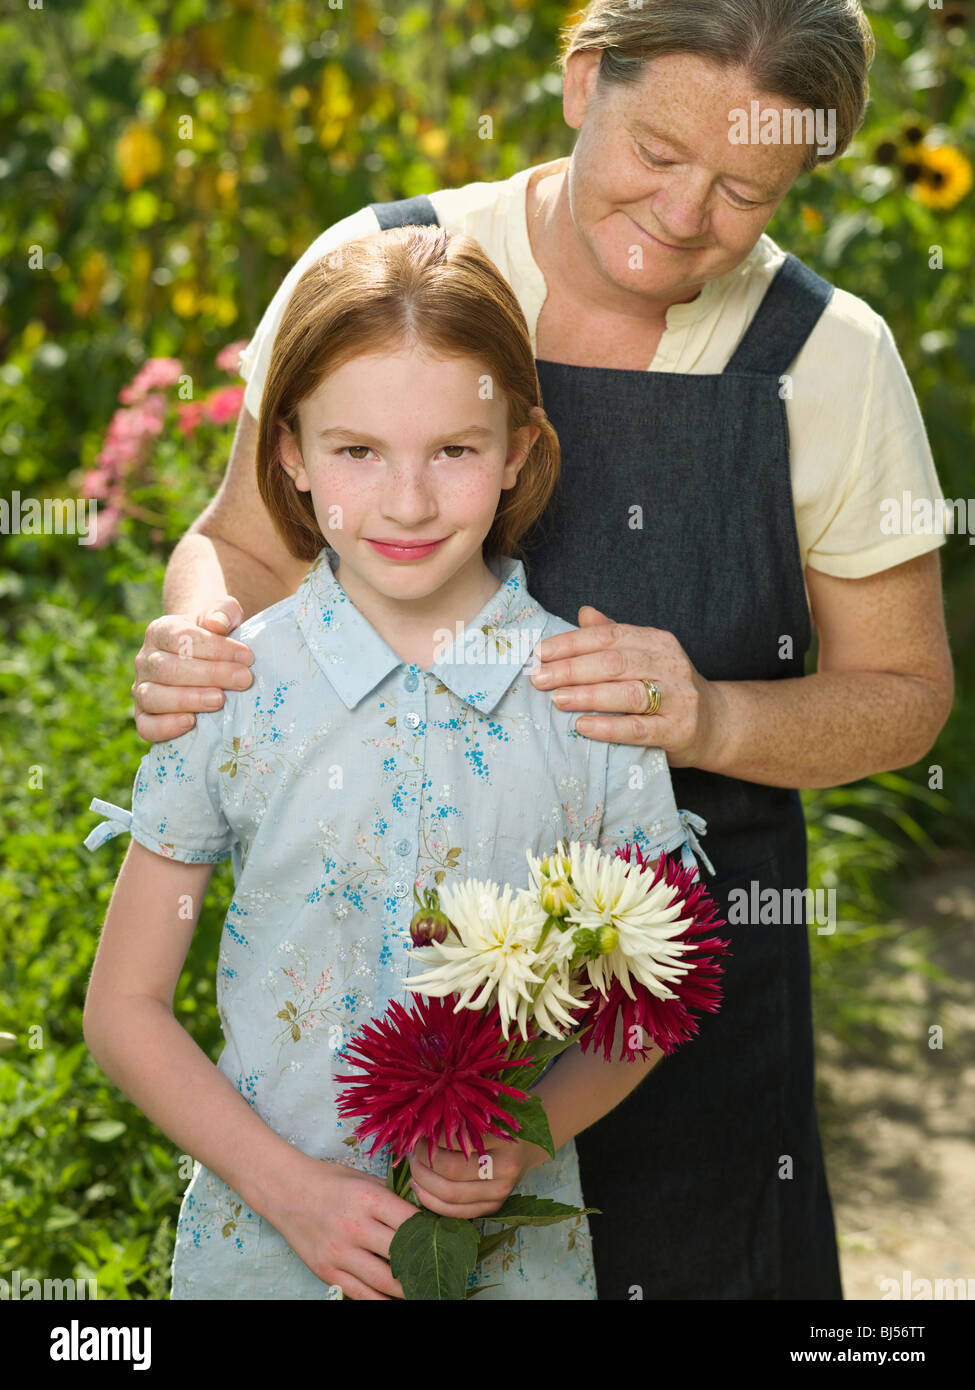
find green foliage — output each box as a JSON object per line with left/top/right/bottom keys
{"left": 389, "top": 1210, "right": 481, "bottom": 1300}
{"left": 1, "top": 0, "right": 971, "bottom": 1299}
{"left": 0, "top": 528, "right": 234, "bottom": 1299}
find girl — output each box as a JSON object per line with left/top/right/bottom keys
{"left": 83, "top": 223, "right": 712, "bottom": 1301}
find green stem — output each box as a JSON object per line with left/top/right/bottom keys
{"left": 529, "top": 960, "right": 559, "bottom": 1004}
{"left": 533, "top": 913, "right": 560, "bottom": 952}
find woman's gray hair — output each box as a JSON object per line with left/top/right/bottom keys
{"left": 557, "top": 0, "right": 875, "bottom": 171}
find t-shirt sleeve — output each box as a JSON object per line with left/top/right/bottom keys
{"left": 598, "top": 741, "right": 715, "bottom": 878}
{"left": 803, "top": 312, "right": 948, "bottom": 579}
{"left": 237, "top": 205, "right": 381, "bottom": 423}
{"left": 83, "top": 711, "right": 235, "bottom": 864}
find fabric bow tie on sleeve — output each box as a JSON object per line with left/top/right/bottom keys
{"left": 83, "top": 798, "right": 133, "bottom": 851}
{"left": 676, "top": 808, "right": 715, "bottom": 877}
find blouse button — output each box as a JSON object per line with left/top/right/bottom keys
{"left": 395, "top": 838, "right": 411, "bottom": 855}
{"left": 404, "top": 712, "right": 421, "bottom": 730}
{"left": 403, "top": 672, "right": 419, "bottom": 692}
{"left": 392, "top": 880, "right": 409, "bottom": 897}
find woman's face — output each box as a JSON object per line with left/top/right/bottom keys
{"left": 276, "top": 346, "right": 535, "bottom": 608}
{"left": 563, "top": 50, "right": 811, "bottom": 300}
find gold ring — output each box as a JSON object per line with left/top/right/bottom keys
{"left": 640, "top": 679, "right": 661, "bottom": 715}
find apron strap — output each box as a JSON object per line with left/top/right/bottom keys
{"left": 724, "top": 252, "right": 834, "bottom": 378}
{"left": 368, "top": 194, "right": 441, "bottom": 229}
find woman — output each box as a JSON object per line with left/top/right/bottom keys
{"left": 130, "top": 0, "right": 953, "bottom": 1299}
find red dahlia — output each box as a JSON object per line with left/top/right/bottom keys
{"left": 334, "top": 993, "right": 533, "bottom": 1166}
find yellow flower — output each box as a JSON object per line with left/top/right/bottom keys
{"left": 115, "top": 123, "right": 163, "bottom": 191}
{"left": 418, "top": 127, "right": 449, "bottom": 159}
{"left": 911, "top": 145, "right": 973, "bottom": 210}
{"left": 172, "top": 285, "right": 198, "bottom": 318}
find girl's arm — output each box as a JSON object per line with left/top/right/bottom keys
{"left": 525, "top": 1015, "right": 664, "bottom": 1165}
{"left": 84, "top": 838, "right": 417, "bottom": 1299}
{"left": 82, "top": 838, "right": 305, "bottom": 1216}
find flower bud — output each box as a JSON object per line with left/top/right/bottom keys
{"left": 410, "top": 907, "right": 453, "bottom": 948}
{"left": 596, "top": 924, "right": 619, "bottom": 955}
{"left": 571, "top": 927, "right": 598, "bottom": 957}
{"left": 409, "top": 885, "right": 457, "bottom": 947}
{"left": 540, "top": 877, "right": 575, "bottom": 917}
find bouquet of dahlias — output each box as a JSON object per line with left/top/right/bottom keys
{"left": 335, "top": 839, "right": 729, "bottom": 1299}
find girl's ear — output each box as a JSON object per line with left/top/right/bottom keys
{"left": 501, "top": 422, "right": 540, "bottom": 490}
{"left": 276, "top": 419, "right": 310, "bottom": 492}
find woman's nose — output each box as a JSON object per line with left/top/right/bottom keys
{"left": 647, "top": 172, "right": 710, "bottom": 240}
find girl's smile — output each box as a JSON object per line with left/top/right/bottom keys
{"left": 365, "top": 537, "right": 449, "bottom": 561}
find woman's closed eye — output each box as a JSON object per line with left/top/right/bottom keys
{"left": 635, "top": 142, "right": 762, "bottom": 209}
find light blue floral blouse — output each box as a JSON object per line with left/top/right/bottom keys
{"left": 84, "top": 545, "right": 713, "bottom": 1301}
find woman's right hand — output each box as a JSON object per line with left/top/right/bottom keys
{"left": 263, "top": 1152, "right": 418, "bottom": 1300}
{"left": 132, "top": 598, "right": 255, "bottom": 743}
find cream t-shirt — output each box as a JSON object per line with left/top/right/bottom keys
{"left": 238, "top": 157, "right": 946, "bottom": 583}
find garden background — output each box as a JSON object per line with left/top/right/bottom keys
{"left": 1, "top": 0, "right": 973, "bottom": 1298}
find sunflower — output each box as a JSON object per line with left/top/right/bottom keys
{"left": 911, "top": 145, "right": 973, "bottom": 210}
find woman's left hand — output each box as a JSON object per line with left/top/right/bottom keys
{"left": 406, "top": 1133, "right": 543, "bottom": 1218}
{"left": 529, "top": 606, "right": 725, "bottom": 769}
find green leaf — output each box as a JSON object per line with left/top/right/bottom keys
{"left": 482, "top": 1194, "right": 602, "bottom": 1228}
{"left": 389, "top": 1211, "right": 479, "bottom": 1300}
{"left": 503, "top": 1032, "right": 579, "bottom": 1088}
{"left": 83, "top": 1119, "right": 126, "bottom": 1143}
{"left": 494, "top": 1092, "right": 555, "bottom": 1158}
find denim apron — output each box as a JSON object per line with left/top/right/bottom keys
{"left": 370, "top": 195, "right": 844, "bottom": 1300}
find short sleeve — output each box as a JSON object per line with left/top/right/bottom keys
{"left": 83, "top": 711, "right": 235, "bottom": 864}
{"left": 238, "top": 205, "right": 381, "bottom": 422}
{"left": 598, "top": 742, "right": 715, "bottom": 878}
{"left": 802, "top": 314, "right": 948, "bottom": 579}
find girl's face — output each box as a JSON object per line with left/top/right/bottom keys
{"left": 277, "top": 346, "right": 538, "bottom": 608}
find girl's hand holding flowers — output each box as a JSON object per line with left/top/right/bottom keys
{"left": 407, "top": 1132, "right": 545, "bottom": 1219}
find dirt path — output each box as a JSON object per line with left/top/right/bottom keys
{"left": 815, "top": 854, "right": 975, "bottom": 1300}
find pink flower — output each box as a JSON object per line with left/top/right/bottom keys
{"left": 577, "top": 848, "right": 730, "bottom": 1062}
{"left": 119, "top": 357, "right": 183, "bottom": 403}
{"left": 334, "top": 994, "right": 534, "bottom": 1167}
{"left": 89, "top": 503, "right": 122, "bottom": 548}
{"left": 80, "top": 468, "right": 113, "bottom": 498}
{"left": 176, "top": 400, "right": 207, "bottom": 436}
{"left": 216, "top": 339, "right": 249, "bottom": 374}
{"left": 95, "top": 394, "right": 167, "bottom": 476}
{"left": 203, "top": 385, "right": 245, "bottom": 425}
